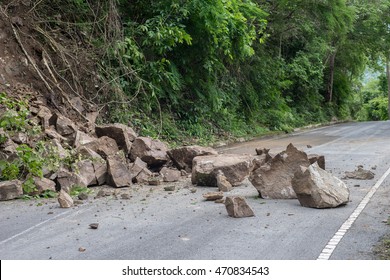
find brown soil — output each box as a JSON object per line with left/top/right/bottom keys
{"left": 0, "top": 0, "right": 101, "bottom": 130}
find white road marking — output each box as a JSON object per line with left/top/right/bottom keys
{"left": 317, "top": 165, "right": 390, "bottom": 260}
{"left": 0, "top": 205, "right": 90, "bottom": 246}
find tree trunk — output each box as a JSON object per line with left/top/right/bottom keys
{"left": 387, "top": 55, "right": 390, "bottom": 120}
{"left": 326, "top": 52, "right": 336, "bottom": 103}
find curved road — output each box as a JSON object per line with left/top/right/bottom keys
{"left": 0, "top": 121, "right": 389, "bottom": 259}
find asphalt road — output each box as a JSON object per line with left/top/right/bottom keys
{"left": 0, "top": 121, "right": 390, "bottom": 260}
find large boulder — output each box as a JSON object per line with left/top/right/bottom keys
{"left": 83, "top": 136, "right": 119, "bottom": 159}
{"left": 130, "top": 137, "right": 169, "bottom": 168}
{"left": 95, "top": 124, "right": 137, "bottom": 154}
{"left": 249, "top": 143, "right": 310, "bottom": 199}
{"left": 167, "top": 145, "right": 218, "bottom": 172}
{"left": 0, "top": 180, "right": 23, "bottom": 200}
{"left": 107, "top": 156, "right": 132, "bottom": 187}
{"left": 76, "top": 146, "right": 107, "bottom": 185}
{"left": 292, "top": 162, "right": 350, "bottom": 208}
{"left": 225, "top": 196, "right": 255, "bottom": 218}
{"left": 192, "top": 154, "right": 254, "bottom": 187}
{"left": 308, "top": 154, "right": 326, "bottom": 170}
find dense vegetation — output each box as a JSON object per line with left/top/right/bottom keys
{"left": 13, "top": 0, "right": 390, "bottom": 144}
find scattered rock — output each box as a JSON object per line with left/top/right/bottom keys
{"left": 0, "top": 180, "right": 23, "bottom": 201}
{"left": 89, "top": 223, "right": 99, "bottom": 229}
{"left": 58, "top": 189, "right": 74, "bottom": 208}
{"left": 160, "top": 167, "right": 181, "bottom": 182}
{"left": 130, "top": 137, "right": 169, "bottom": 168}
{"left": 78, "top": 247, "right": 86, "bottom": 252}
{"left": 78, "top": 192, "right": 89, "bottom": 200}
{"left": 106, "top": 156, "right": 132, "bottom": 188}
{"left": 216, "top": 170, "right": 232, "bottom": 192}
{"left": 192, "top": 154, "right": 254, "bottom": 187}
{"left": 345, "top": 166, "right": 375, "bottom": 180}
{"left": 167, "top": 145, "right": 218, "bottom": 172}
{"left": 129, "top": 157, "right": 148, "bottom": 181}
{"left": 164, "top": 186, "right": 176, "bottom": 191}
{"left": 225, "top": 196, "right": 255, "bottom": 218}
{"left": 249, "top": 143, "right": 310, "bottom": 199}
{"left": 203, "top": 191, "right": 224, "bottom": 201}
{"left": 215, "top": 198, "right": 225, "bottom": 204}
{"left": 95, "top": 189, "right": 112, "bottom": 198}
{"left": 121, "top": 193, "right": 131, "bottom": 200}
{"left": 292, "top": 162, "right": 350, "bottom": 208}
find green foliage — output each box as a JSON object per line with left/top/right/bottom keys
{"left": 69, "top": 185, "right": 92, "bottom": 197}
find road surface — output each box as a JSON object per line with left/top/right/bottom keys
{"left": 0, "top": 121, "right": 390, "bottom": 260}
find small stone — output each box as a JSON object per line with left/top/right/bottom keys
{"left": 203, "top": 191, "right": 224, "bottom": 201}
{"left": 78, "top": 247, "right": 86, "bottom": 252}
{"left": 121, "top": 193, "right": 131, "bottom": 200}
{"left": 190, "top": 188, "right": 197, "bottom": 193}
{"left": 164, "top": 186, "right": 176, "bottom": 191}
{"left": 78, "top": 192, "right": 89, "bottom": 200}
{"left": 89, "top": 223, "right": 99, "bottom": 229}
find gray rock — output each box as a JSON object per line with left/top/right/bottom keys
{"left": 292, "top": 162, "right": 350, "bottom": 208}
{"left": 225, "top": 196, "right": 255, "bottom": 218}
{"left": 75, "top": 159, "right": 97, "bottom": 186}
{"left": 96, "top": 123, "right": 137, "bottom": 154}
{"left": 308, "top": 154, "right": 326, "bottom": 170}
{"left": 56, "top": 168, "right": 86, "bottom": 193}
{"left": 130, "top": 137, "right": 169, "bottom": 168}
{"left": 0, "top": 180, "right": 23, "bottom": 200}
{"left": 249, "top": 143, "right": 310, "bottom": 199}
{"left": 345, "top": 166, "right": 375, "bottom": 180}
{"left": 216, "top": 170, "right": 233, "bottom": 192}
{"left": 33, "top": 177, "right": 56, "bottom": 194}
{"left": 107, "top": 156, "right": 132, "bottom": 188}
{"left": 84, "top": 136, "right": 119, "bottom": 159}
{"left": 54, "top": 114, "right": 77, "bottom": 136}
{"left": 203, "top": 191, "right": 224, "bottom": 201}
{"left": 58, "top": 189, "right": 74, "bottom": 208}
{"left": 167, "top": 145, "right": 218, "bottom": 172}
{"left": 192, "top": 154, "right": 254, "bottom": 187}
{"left": 128, "top": 157, "right": 148, "bottom": 182}
{"left": 160, "top": 167, "right": 181, "bottom": 182}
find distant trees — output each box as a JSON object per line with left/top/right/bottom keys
{"left": 26, "top": 0, "right": 390, "bottom": 139}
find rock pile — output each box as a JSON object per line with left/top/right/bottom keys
{"left": 0, "top": 100, "right": 351, "bottom": 213}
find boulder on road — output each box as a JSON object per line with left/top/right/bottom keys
{"left": 58, "top": 189, "right": 73, "bottom": 208}
{"left": 160, "top": 167, "right": 181, "bottom": 182}
{"left": 292, "top": 162, "right": 350, "bottom": 208}
{"left": 130, "top": 137, "right": 169, "bottom": 168}
{"left": 216, "top": 170, "right": 233, "bottom": 192}
{"left": 249, "top": 143, "right": 310, "bottom": 199}
{"left": 225, "top": 196, "right": 255, "bottom": 218}
{"left": 167, "top": 145, "right": 218, "bottom": 172}
{"left": 0, "top": 180, "right": 23, "bottom": 200}
{"left": 107, "top": 156, "right": 132, "bottom": 188}
{"left": 192, "top": 154, "right": 254, "bottom": 187}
